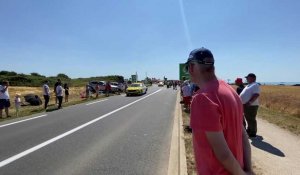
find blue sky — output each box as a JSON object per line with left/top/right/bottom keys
{"left": 0, "top": 0, "right": 299, "bottom": 82}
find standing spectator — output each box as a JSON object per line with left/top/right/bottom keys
{"left": 14, "top": 93, "right": 22, "bottom": 117}
{"left": 105, "top": 81, "right": 111, "bottom": 97}
{"left": 85, "top": 84, "right": 90, "bottom": 99}
{"left": 54, "top": 79, "right": 61, "bottom": 105}
{"left": 56, "top": 82, "right": 64, "bottom": 109}
{"left": 240, "top": 73, "right": 260, "bottom": 138}
{"left": 124, "top": 83, "right": 128, "bottom": 91}
{"left": 190, "top": 82, "right": 200, "bottom": 95}
{"left": 181, "top": 81, "right": 192, "bottom": 111}
{"left": 173, "top": 81, "right": 177, "bottom": 90}
{"left": 64, "top": 83, "right": 69, "bottom": 102}
{"left": 95, "top": 83, "right": 100, "bottom": 98}
{"left": 0, "top": 81, "right": 11, "bottom": 118}
{"left": 235, "top": 78, "right": 245, "bottom": 95}
{"left": 43, "top": 80, "right": 50, "bottom": 110}
{"left": 186, "top": 48, "right": 252, "bottom": 175}
{"left": 117, "top": 83, "right": 123, "bottom": 94}
{"left": 173, "top": 81, "right": 175, "bottom": 90}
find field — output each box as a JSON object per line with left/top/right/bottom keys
{"left": 0, "top": 86, "right": 104, "bottom": 121}
{"left": 258, "top": 85, "right": 300, "bottom": 135}
{"left": 259, "top": 85, "right": 300, "bottom": 116}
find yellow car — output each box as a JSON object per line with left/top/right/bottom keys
{"left": 126, "top": 83, "right": 148, "bottom": 96}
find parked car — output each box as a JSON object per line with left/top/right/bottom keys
{"left": 88, "top": 81, "right": 102, "bottom": 93}
{"left": 101, "top": 81, "right": 119, "bottom": 93}
{"left": 126, "top": 83, "right": 147, "bottom": 96}
{"left": 111, "top": 82, "right": 125, "bottom": 92}
{"left": 158, "top": 82, "right": 164, "bottom": 87}
{"left": 88, "top": 81, "right": 119, "bottom": 93}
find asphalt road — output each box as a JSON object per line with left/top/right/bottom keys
{"left": 0, "top": 86, "right": 178, "bottom": 175}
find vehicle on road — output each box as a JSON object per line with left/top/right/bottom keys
{"left": 111, "top": 82, "right": 125, "bottom": 92}
{"left": 126, "top": 83, "right": 147, "bottom": 96}
{"left": 158, "top": 82, "right": 164, "bottom": 87}
{"left": 89, "top": 81, "right": 119, "bottom": 93}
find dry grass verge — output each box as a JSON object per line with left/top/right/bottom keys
{"left": 0, "top": 86, "right": 112, "bottom": 122}
{"left": 181, "top": 107, "right": 196, "bottom": 175}
{"left": 258, "top": 107, "right": 300, "bottom": 135}
{"left": 257, "top": 85, "right": 300, "bottom": 135}
{"left": 259, "top": 85, "right": 300, "bottom": 117}
{"left": 232, "top": 85, "right": 300, "bottom": 135}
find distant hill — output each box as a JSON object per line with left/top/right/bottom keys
{"left": 0, "top": 71, "right": 124, "bottom": 87}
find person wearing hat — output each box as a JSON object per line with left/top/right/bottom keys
{"left": 186, "top": 47, "right": 252, "bottom": 175}
{"left": 240, "top": 73, "right": 260, "bottom": 138}
{"left": 235, "top": 78, "right": 245, "bottom": 95}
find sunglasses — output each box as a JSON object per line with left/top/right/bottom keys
{"left": 184, "top": 60, "right": 214, "bottom": 73}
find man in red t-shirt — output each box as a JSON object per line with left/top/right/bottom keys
{"left": 185, "top": 47, "right": 253, "bottom": 175}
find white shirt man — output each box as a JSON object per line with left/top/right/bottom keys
{"left": 56, "top": 85, "right": 64, "bottom": 97}
{"left": 182, "top": 83, "right": 192, "bottom": 97}
{"left": 240, "top": 82, "right": 260, "bottom": 106}
{"left": 0, "top": 85, "right": 10, "bottom": 100}
{"left": 240, "top": 73, "right": 260, "bottom": 138}
{"left": 0, "top": 81, "right": 11, "bottom": 118}
{"left": 43, "top": 83, "right": 50, "bottom": 96}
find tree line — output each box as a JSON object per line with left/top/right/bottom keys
{"left": 0, "top": 71, "right": 124, "bottom": 87}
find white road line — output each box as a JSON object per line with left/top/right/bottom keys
{"left": 85, "top": 99, "right": 108, "bottom": 106}
{"left": 0, "top": 89, "right": 162, "bottom": 168}
{"left": 0, "top": 114, "right": 47, "bottom": 129}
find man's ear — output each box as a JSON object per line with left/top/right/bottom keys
{"left": 188, "top": 64, "right": 193, "bottom": 75}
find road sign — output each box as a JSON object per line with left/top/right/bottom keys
{"left": 179, "top": 63, "right": 190, "bottom": 81}
{"left": 131, "top": 75, "right": 137, "bottom": 82}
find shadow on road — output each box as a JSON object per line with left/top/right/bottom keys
{"left": 250, "top": 135, "right": 285, "bottom": 157}
{"left": 46, "top": 108, "right": 60, "bottom": 112}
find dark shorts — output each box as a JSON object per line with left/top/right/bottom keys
{"left": 0, "top": 99, "right": 11, "bottom": 109}
{"left": 183, "top": 96, "right": 192, "bottom": 106}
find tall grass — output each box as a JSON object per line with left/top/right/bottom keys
{"left": 0, "top": 86, "right": 92, "bottom": 121}
{"left": 232, "top": 85, "right": 300, "bottom": 135}
{"left": 259, "top": 85, "right": 300, "bottom": 117}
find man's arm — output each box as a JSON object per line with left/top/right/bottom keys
{"left": 0, "top": 86, "right": 8, "bottom": 93}
{"left": 206, "top": 132, "right": 245, "bottom": 175}
{"left": 246, "top": 94, "right": 259, "bottom": 105}
{"left": 242, "top": 128, "right": 253, "bottom": 173}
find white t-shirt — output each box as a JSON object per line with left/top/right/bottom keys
{"left": 0, "top": 85, "right": 10, "bottom": 99}
{"left": 240, "top": 82, "right": 260, "bottom": 106}
{"left": 182, "top": 84, "right": 192, "bottom": 97}
{"left": 15, "top": 97, "right": 21, "bottom": 107}
{"left": 56, "top": 85, "right": 64, "bottom": 97}
{"left": 43, "top": 84, "right": 50, "bottom": 96}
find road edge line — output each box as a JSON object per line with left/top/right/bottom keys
{"left": 85, "top": 99, "right": 108, "bottom": 106}
{"left": 168, "top": 91, "right": 188, "bottom": 175}
{"left": 0, "top": 114, "right": 47, "bottom": 128}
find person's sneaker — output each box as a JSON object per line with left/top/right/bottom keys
{"left": 248, "top": 134, "right": 257, "bottom": 139}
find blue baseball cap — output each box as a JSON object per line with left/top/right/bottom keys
{"left": 186, "top": 47, "right": 214, "bottom": 65}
